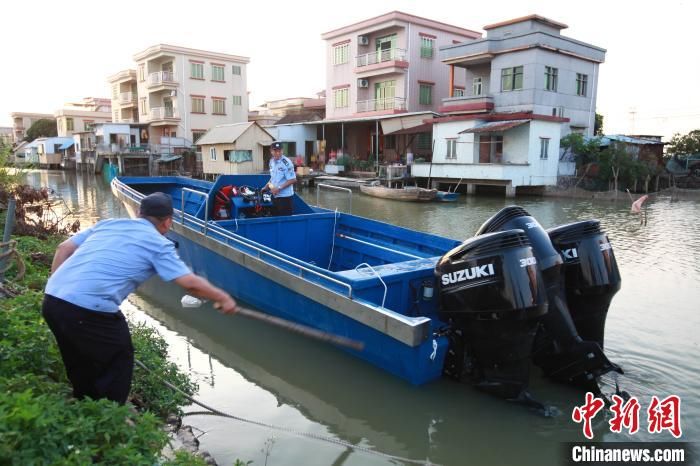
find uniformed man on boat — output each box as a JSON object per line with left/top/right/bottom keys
{"left": 263, "top": 141, "right": 297, "bottom": 216}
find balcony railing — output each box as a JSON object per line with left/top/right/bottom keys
{"left": 119, "top": 92, "right": 136, "bottom": 104}
{"left": 356, "top": 48, "right": 407, "bottom": 67}
{"left": 149, "top": 107, "right": 178, "bottom": 120}
{"left": 147, "top": 71, "right": 177, "bottom": 87}
{"left": 356, "top": 97, "right": 406, "bottom": 113}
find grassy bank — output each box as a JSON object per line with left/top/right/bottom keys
{"left": 0, "top": 236, "right": 212, "bottom": 465}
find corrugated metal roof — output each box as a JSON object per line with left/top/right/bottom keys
{"left": 600, "top": 135, "right": 665, "bottom": 145}
{"left": 459, "top": 119, "right": 530, "bottom": 134}
{"left": 197, "top": 122, "right": 265, "bottom": 145}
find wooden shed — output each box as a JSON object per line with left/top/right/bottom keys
{"left": 198, "top": 122, "right": 274, "bottom": 175}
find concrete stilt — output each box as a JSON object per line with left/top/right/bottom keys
{"left": 505, "top": 185, "right": 516, "bottom": 198}
{"left": 466, "top": 184, "right": 476, "bottom": 195}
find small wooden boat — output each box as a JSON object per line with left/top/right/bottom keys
{"left": 360, "top": 182, "right": 437, "bottom": 202}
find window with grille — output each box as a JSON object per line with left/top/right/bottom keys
{"left": 212, "top": 98, "right": 226, "bottom": 115}
{"left": 576, "top": 73, "right": 588, "bottom": 96}
{"left": 446, "top": 139, "right": 457, "bottom": 159}
{"left": 540, "top": 137, "right": 550, "bottom": 160}
{"left": 419, "top": 84, "right": 433, "bottom": 105}
{"left": 545, "top": 66, "right": 558, "bottom": 92}
{"left": 420, "top": 37, "right": 434, "bottom": 58}
{"left": 333, "top": 43, "right": 349, "bottom": 65}
{"left": 232, "top": 65, "right": 241, "bottom": 75}
{"left": 211, "top": 64, "right": 225, "bottom": 81}
{"left": 501, "top": 66, "right": 523, "bottom": 91}
{"left": 334, "top": 88, "right": 349, "bottom": 108}
{"left": 190, "top": 62, "right": 204, "bottom": 79}
{"left": 191, "top": 97, "right": 205, "bottom": 113}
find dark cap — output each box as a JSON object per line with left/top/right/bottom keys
{"left": 271, "top": 142, "right": 282, "bottom": 150}
{"left": 139, "top": 192, "right": 174, "bottom": 218}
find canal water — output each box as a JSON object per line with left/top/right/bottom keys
{"left": 25, "top": 170, "right": 699, "bottom": 466}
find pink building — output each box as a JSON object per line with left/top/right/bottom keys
{"left": 322, "top": 11, "right": 481, "bottom": 120}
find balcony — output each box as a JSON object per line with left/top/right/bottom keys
{"left": 355, "top": 48, "right": 409, "bottom": 78}
{"left": 149, "top": 107, "right": 180, "bottom": 125}
{"left": 356, "top": 97, "right": 406, "bottom": 114}
{"left": 119, "top": 92, "right": 136, "bottom": 106}
{"left": 439, "top": 95, "right": 494, "bottom": 114}
{"left": 147, "top": 71, "right": 178, "bottom": 89}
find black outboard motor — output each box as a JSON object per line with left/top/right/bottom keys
{"left": 547, "top": 220, "right": 621, "bottom": 348}
{"left": 475, "top": 207, "right": 622, "bottom": 391}
{"left": 435, "top": 229, "right": 547, "bottom": 402}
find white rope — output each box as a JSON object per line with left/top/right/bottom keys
{"left": 327, "top": 208, "right": 339, "bottom": 270}
{"left": 354, "top": 262, "right": 387, "bottom": 309}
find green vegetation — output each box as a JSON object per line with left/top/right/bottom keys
{"left": 24, "top": 118, "right": 57, "bottom": 142}
{"left": 666, "top": 129, "right": 700, "bottom": 157}
{"left": 0, "top": 236, "right": 212, "bottom": 465}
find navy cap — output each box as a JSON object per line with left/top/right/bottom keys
{"left": 271, "top": 142, "right": 282, "bottom": 150}
{"left": 139, "top": 192, "right": 174, "bottom": 218}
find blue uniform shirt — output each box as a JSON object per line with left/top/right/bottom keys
{"left": 45, "top": 218, "right": 191, "bottom": 313}
{"left": 269, "top": 155, "right": 296, "bottom": 198}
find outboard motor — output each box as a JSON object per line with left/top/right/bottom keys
{"left": 475, "top": 207, "right": 622, "bottom": 391}
{"left": 547, "top": 220, "right": 621, "bottom": 348}
{"left": 435, "top": 229, "right": 547, "bottom": 402}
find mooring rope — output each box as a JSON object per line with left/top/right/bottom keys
{"left": 134, "top": 359, "right": 439, "bottom": 465}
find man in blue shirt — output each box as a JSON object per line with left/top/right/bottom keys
{"left": 264, "top": 141, "right": 297, "bottom": 216}
{"left": 42, "top": 192, "right": 237, "bottom": 404}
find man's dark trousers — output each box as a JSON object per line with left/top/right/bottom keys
{"left": 273, "top": 196, "right": 293, "bottom": 216}
{"left": 42, "top": 294, "right": 134, "bottom": 404}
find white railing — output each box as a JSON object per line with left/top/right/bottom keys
{"left": 356, "top": 97, "right": 406, "bottom": 113}
{"left": 119, "top": 92, "right": 135, "bottom": 104}
{"left": 147, "top": 71, "right": 177, "bottom": 87}
{"left": 149, "top": 107, "right": 178, "bottom": 120}
{"left": 356, "top": 48, "right": 407, "bottom": 67}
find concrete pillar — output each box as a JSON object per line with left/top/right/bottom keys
{"left": 505, "top": 185, "right": 516, "bottom": 198}
{"left": 431, "top": 180, "right": 439, "bottom": 189}
{"left": 466, "top": 183, "right": 476, "bottom": 195}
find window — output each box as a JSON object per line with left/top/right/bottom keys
{"left": 191, "top": 96, "right": 205, "bottom": 113}
{"left": 138, "top": 64, "right": 145, "bottom": 82}
{"left": 473, "top": 77, "right": 483, "bottom": 96}
{"left": 84, "top": 120, "right": 94, "bottom": 131}
{"left": 446, "top": 139, "right": 457, "bottom": 159}
{"left": 334, "top": 88, "right": 348, "bottom": 108}
{"left": 192, "top": 131, "right": 206, "bottom": 144}
{"left": 333, "top": 43, "right": 349, "bottom": 65}
{"left": 209, "top": 147, "right": 217, "bottom": 161}
{"left": 190, "top": 62, "right": 204, "bottom": 79}
{"left": 419, "top": 84, "right": 433, "bottom": 105}
{"left": 540, "top": 138, "right": 550, "bottom": 160}
{"left": 232, "top": 65, "right": 241, "bottom": 75}
{"left": 420, "top": 37, "right": 434, "bottom": 58}
{"left": 576, "top": 73, "right": 588, "bottom": 96}
{"left": 139, "top": 98, "right": 147, "bottom": 115}
{"left": 545, "top": 66, "right": 558, "bottom": 91}
{"left": 417, "top": 133, "right": 431, "bottom": 150}
{"left": 113, "top": 111, "right": 119, "bottom": 122}
{"left": 232, "top": 95, "right": 242, "bottom": 106}
{"left": 224, "top": 150, "right": 253, "bottom": 162}
{"left": 112, "top": 85, "right": 118, "bottom": 100}
{"left": 212, "top": 98, "right": 226, "bottom": 115}
{"left": 66, "top": 118, "right": 74, "bottom": 131}
{"left": 211, "top": 64, "right": 225, "bottom": 81}
{"left": 501, "top": 66, "right": 523, "bottom": 91}
{"left": 453, "top": 87, "right": 465, "bottom": 97}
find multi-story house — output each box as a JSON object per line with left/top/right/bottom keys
{"left": 412, "top": 15, "right": 606, "bottom": 196}
{"left": 132, "top": 44, "right": 249, "bottom": 146}
{"left": 55, "top": 97, "right": 113, "bottom": 137}
{"left": 321, "top": 11, "right": 481, "bottom": 120}
{"left": 108, "top": 70, "right": 139, "bottom": 124}
{"left": 10, "top": 112, "right": 54, "bottom": 143}
{"left": 439, "top": 14, "right": 605, "bottom": 137}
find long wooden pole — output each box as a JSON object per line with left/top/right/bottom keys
{"left": 216, "top": 303, "right": 364, "bottom": 351}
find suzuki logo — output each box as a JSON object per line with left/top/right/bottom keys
{"left": 441, "top": 264, "right": 496, "bottom": 285}
{"left": 561, "top": 248, "right": 579, "bottom": 260}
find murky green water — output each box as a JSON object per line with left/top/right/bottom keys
{"left": 25, "top": 170, "right": 700, "bottom": 465}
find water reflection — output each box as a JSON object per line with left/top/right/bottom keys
{"left": 23, "top": 171, "right": 700, "bottom": 465}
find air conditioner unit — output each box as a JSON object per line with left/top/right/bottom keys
{"left": 358, "top": 79, "right": 369, "bottom": 88}
{"left": 358, "top": 35, "right": 369, "bottom": 46}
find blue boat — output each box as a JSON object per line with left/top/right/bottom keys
{"left": 435, "top": 191, "right": 461, "bottom": 202}
{"left": 112, "top": 174, "right": 623, "bottom": 403}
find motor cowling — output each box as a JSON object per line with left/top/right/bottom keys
{"left": 547, "top": 220, "right": 621, "bottom": 348}
{"left": 436, "top": 229, "right": 547, "bottom": 401}
{"left": 475, "top": 206, "right": 622, "bottom": 391}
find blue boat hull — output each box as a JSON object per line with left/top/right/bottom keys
{"left": 112, "top": 175, "right": 460, "bottom": 385}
